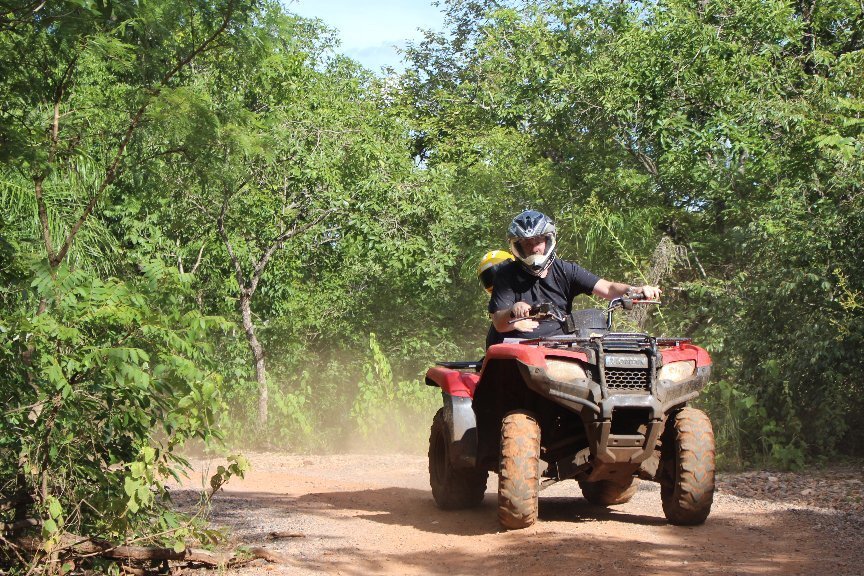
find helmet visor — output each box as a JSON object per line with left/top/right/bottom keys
{"left": 512, "top": 235, "right": 554, "bottom": 259}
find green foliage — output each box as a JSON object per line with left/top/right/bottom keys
{"left": 350, "top": 333, "right": 439, "bottom": 452}
{"left": 3, "top": 1, "right": 864, "bottom": 568}
{"left": 401, "top": 0, "right": 864, "bottom": 465}
{"left": 699, "top": 379, "right": 806, "bottom": 470}
{"left": 0, "top": 259, "right": 230, "bottom": 548}
{"left": 0, "top": 0, "right": 261, "bottom": 568}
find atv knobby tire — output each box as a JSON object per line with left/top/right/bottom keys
{"left": 660, "top": 407, "right": 715, "bottom": 525}
{"left": 579, "top": 477, "right": 639, "bottom": 506}
{"left": 429, "top": 408, "right": 488, "bottom": 509}
{"left": 497, "top": 410, "right": 541, "bottom": 530}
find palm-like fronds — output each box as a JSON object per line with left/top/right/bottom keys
{"left": 1, "top": 164, "right": 119, "bottom": 274}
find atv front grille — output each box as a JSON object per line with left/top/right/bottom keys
{"left": 605, "top": 368, "right": 650, "bottom": 393}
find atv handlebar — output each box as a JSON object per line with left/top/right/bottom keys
{"left": 607, "top": 293, "right": 661, "bottom": 330}
{"left": 507, "top": 295, "right": 661, "bottom": 328}
{"left": 507, "top": 302, "right": 568, "bottom": 324}
{"left": 609, "top": 293, "right": 661, "bottom": 312}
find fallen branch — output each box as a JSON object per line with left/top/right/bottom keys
{"left": 1, "top": 518, "right": 41, "bottom": 532}
{"left": 268, "top": 531, "right": 305, "bottom": 540}
{"left": 242, "top": 547, "right": 287, "bottom": 564}
{"left": 12, "top": 533, "right": 287, "bottom": 569}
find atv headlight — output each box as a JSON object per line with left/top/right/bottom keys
{"left": 658, "top": 360, "right": 696, "bottom": 382}
{"left": 546, "top": 359, "right": 588, "bottom": 382}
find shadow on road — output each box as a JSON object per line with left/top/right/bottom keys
{"left": 172, "top": 481, "right": 860, "bottom": 575}
{"left": 538, "top": 495, "right": 669, "bottom": 526}
{"left": 175, "top": 485, "right": 668, "bottom": 538}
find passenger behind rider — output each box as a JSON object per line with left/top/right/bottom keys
{"left": 479, "top": 244, "right": 581, "bottom": 348}
{"left": 488, "top": 210, "right": 661, "bottom": 344}
{"left": 477, "top": 250, "right": 514, "bottom": 349}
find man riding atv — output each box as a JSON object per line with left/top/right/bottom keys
{"left": 425, "top": 210, "right": 715, "bottom": 530}
{"left": 489, "top": 210, "right": 661, "bottom": 344}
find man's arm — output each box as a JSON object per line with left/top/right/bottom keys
{"left": 488, "top": 265, "right": 539, "bottom": 334}
{"left": 491, "top": 302, "right": 538, "bottom": 333}
{"left": 592, "top": 279, "right": 662, "bottom": 301}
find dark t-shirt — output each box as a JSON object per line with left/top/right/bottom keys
{"left": 485, "top": 323, "right": 501, "bottom": 349}
{"left": 487, "top": 258, "right": 600, "bottom": 342}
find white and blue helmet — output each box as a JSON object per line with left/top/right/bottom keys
{"left": 507, "top": 210, "right": 557, "bottom": 276}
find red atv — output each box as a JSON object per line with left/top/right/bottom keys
{"left": 425, "top": 296, "right": 715, "bottom": 529}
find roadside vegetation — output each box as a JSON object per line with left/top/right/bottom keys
{"left": 1, "top": 0, "right": 862, "bottom": 572}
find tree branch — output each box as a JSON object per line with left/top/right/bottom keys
{"left": 248, "top": 208, "right": 337, "bottom": 295}
{"left": 33, "top": 178, "right": 56, "bottom": 265}
{"left": 217, "top": 195, "right": 248, "bottom": 295}
{"left": 189, "top": 243, "right": 206, "bottom": 275}
{"left": 49, "top": 50, "right": 82, "bottom": 166}
{"left": 1, "top": 518, "right": 40, "bottom": 531}
{"left": 50, "top": 0, "right": 238, "bottom": 268}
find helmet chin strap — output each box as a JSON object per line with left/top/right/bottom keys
{"left": 522, "top": 252, "right": 555, "bottom": 276}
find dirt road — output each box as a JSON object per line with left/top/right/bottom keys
{"left": 177, "top": 453, "right": 863, "bottom": 576}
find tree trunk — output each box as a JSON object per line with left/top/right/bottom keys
{"left": 798, "top": 0, "right": 816, "bottom": 74}
{"left": 239, "top": 293, "right": 268, "bottom": 424}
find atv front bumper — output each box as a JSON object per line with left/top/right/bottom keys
{"left": 518, "top": 359, "right": 711, "bottom": 465}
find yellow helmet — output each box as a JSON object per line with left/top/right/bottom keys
{"left": 477, "top": 250, "right": 515, "bottom": 294}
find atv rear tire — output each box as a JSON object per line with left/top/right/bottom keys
{"left": 429, "top": 408, "right": 488, "bottom": 509}
{"left": 497, "top": 410, "right": 541, "bottom": 530}
{"left": 660, "top": 407, "right": 715, "bottom": 525}
{"left": 579, "top": 477, "right": 639, "bottom": 506}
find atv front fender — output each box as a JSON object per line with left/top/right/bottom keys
{"left": 425, "top": 367, "right": 480, "bottom": 468}
{"left": 442, "top": 393, "right": 478, "bottom": 469}
{"left": 425, "top": 366, "right": 480, "bottom": 398}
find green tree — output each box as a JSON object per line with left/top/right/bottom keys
{"left": 401, "top": 0, "right": 864, "bottom": 463}
{"left": 135, "top": 3, "right": 449, "bottom": 425}
{"left": 0, "top": 0, "right": 255, "bottom": 568}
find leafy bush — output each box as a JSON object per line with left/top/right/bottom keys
{"left": 699, "top": 379, "right": 805, "bottom": 470}
{"left": 350, "top": 333, "right": 439, "bottom": 452}
{"left": 0, "top": 260, "right": 234, "bottom": 563}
